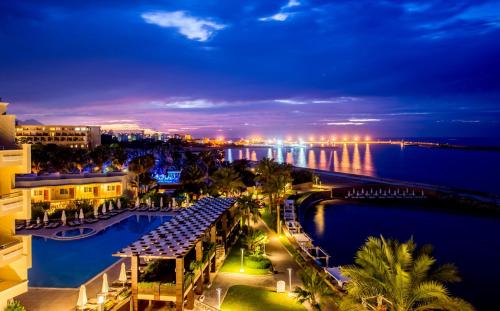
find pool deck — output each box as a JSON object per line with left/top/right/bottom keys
{"left": 18, "top": 258, "right": 129, "bottom": 311}
{"left": 17, "top": 210, "right": 175, "bottom": 239}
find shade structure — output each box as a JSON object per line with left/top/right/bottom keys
{"left": 102, "top": 204, "right": 107, "bottom": 215}
{"left": 61, "top": 210, "right": 67, "bottom": 225}
{"left": 94, "top": 207, "right": 99, "bottom": 218}
{"left": 101, "top": 273, "right": 109, "bottom": 294}
{"left": 135, "top": 198, "right": 140, "bottom": 208}
{"left": 160, "top": 197, "right": 163, "bottom": 208}
{"left": 76, "top": 285, "right": 88, "bottom": 308}
{"left": 118, "top": 263, "right": 127, "bottom": 283}
{"left": 43, "top": 211, "right": 48, "bottom": 223}
{"left": 79, "top": 208, "right": 84, "bottom": 220}
{"left": 36, "top": 217, "right": 40, "bottom": 224}
{"left": 117, "top": 200, "right": 121, "bottom": 209}
{"left": 172, "top": 199, "right": 177, "bottom": 208}
{"left": 74, "top": 212, "right": 78, "bottom": 220}
{"left": 109, "top": 201, "right": 114, "bottom": 211}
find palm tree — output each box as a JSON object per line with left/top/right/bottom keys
{"left": 293, "top": 267, "right": 332, "bottom": 310}
{"left": 210, "top": 167, "right": 244, "bottom": 196}
{"left": 242, "top": 228, "right": 268, "bottom": 255}
{"left": 237, "top": 194, "right": 261, "bottom": 227}
{"left": 339, "top": 236, "right": 474, "bottom": 311}
{"left": 180, "top": 164, "right": 207, "bottom": 198}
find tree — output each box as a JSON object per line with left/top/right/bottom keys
{"left": 128, "top": 154, "right": 155, "bottom": 195}
{"left": 293, "top": 267, "right": 332, "bottom": 310}
{"left": 210, "top": 167, "right": 244, "bottom": 196}
{"left": 339, "top": 236, "right": 474, "bottom": 311}
{"left": 232, "top": 159, "right": 256, "bottom": 187}
{"left": 180, "top": 164, "right": 207, "bottom": 198}
{"left": 242, "top": 229, "right": 268, "bottom": 255}
{"left": 237, "top": 194, "right": 261, "bottom": 227}
{"left": 4, "top": 300, "right": 26, "bottom": 311}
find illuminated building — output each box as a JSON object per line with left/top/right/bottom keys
{"left": 14, "top": 173, "right": 128, "bottom": 210}
{"left": 0, "top": 101, "right": 32, "bottom": 309}
{"left": 15, "top": 124, "right": 101, "bottom": 149}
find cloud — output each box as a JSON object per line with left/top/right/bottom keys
{"left": 259, "top": 0, "right": 300, "bottom": 22}
{"left": 141, "top": 11, "right": 225, "bottom": 42}
{"left": 327, "top": 122, "right": 365, "bottom": 126}
{"left": 348, "top": 118, "right": 381, "bottom": 122}
{"left": 151, "top": 99, "right": 226, "bottom": 109}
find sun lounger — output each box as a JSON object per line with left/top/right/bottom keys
{"left": 149, "top": 207, "right": 159, "bottom": 212}
{"left": 45, "top": 222, "right": 61, "bottom": 229}
{"left": 85, "top": 218, "right": 99, "bottom": 224}
{"left": 15, "top": 224, "right": 25, "bottom": 231}
{"left": 128, "top": 206, "right": 137, "bottom": 211}
{"left": 67, "top": 220, "right": 82, "bottom": 227}
{"left": 98, "top": 215, "right": 111, "bottom": 220}
{"left": 108, "top": 211, "right": 119, "bottom": 216}
{"left": 26, "top": 223, "right": 43, "bottom": 230}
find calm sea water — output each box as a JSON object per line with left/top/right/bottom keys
{"left": 225, "top": 145, "right": 500, "bottom": 195}
{"left": 300, "top": 201, "right": 500, "bottom": 311}
{"left": 29, "top": 215, "right": 167, "bottom": 287}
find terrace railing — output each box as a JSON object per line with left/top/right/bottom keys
{"left": 137, "top": 282, "right": 176, "bottom": 297}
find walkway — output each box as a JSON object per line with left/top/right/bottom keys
{"left": 201, "top": 219, "right": 303, "bottom": 309}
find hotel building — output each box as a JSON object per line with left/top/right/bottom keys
{"left": 15, "top": 125, "right": 101, "bottom": 149}
{"left": 0, "top": 101, "right": 32, "bottom": 309}
{"left": 14, "top": 172, "right": 128, "bottom": 210}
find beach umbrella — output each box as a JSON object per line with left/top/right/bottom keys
{"left": 36, "top": 216, "right": 40, "bottom": 225}
{"left": 74, "top": 212, "right": 78, "bottom": 220}
{"left": 135, "top": 197, "right": 140, "bottom": 208}
{"left": 160, "top": 197, "right": 163, "bottom": 208}
{"left": 172, "top": 199, "right": 177, "bottom": 208}
{"left": 79, "top": 208, "right": 84, "bottom": 220}
{"left": 109, "top": 201, "right": 114, "bottom": 211}
{"left": 76, "top": 285, "right": 88, "bottom": 308}
{"left": 61, "top": 210, "right": 67, "bottom": 225}
{"left": 101, "top": 273, "right": 109, "bottom": 294}
{"left": 43, "top": 211, "right": 48, "bottom": 224}
{"left": 94, "top": 206, "right": 99, "bottom": 218}
{"left": 117, "top": 200, "right": 121, "bottom": 209}
{"left": 102, "top": 204, "right": 106, "bottom": 215}
{"left": 118, "top": 263, "right": 127, "bottom": 284}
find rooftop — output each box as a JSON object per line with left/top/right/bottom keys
{"left": 14, "top": 172, "right": 127, "bottom": 188}
{"left": 114, "top": 197, "right": 236, "bottom": 259}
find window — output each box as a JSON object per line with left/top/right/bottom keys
{"left": 59, "top": 189, "right": 69, "bottom": 195}
{"left": 33, "top": 190, "right": 43, "bottom": 196}
{"left": 107, "top": 185, "right": 116, "bottom": 191}
{"left": 83, "top": 187, "right": 92, "bottom": 193}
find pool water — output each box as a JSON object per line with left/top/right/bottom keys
{"left": 29, "top": 215, "right": 168, "bottom": 288}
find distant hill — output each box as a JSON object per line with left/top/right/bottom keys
{"left": 17, "top": 119, "right": 44, "bottom": 125}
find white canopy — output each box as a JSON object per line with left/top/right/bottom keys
{"left": 61, "top": 210, "right": 67, "bottom": 225}
{"left": 43, "top": 211, "right": 48, "bottom": 223}
{"left": 79, "top": 208, "right": 84, "bottom": 220}
{"left": 117, "top": 200, "right": 121, "bottom": 209}
{"left": 101, "top": 273, "right": 109, "bottom": 294}
{"left": 102, "top": 204, "right": 106, "bottom": 215}
{"left": 118, "top": 263, "right": 127, "bottom": 284}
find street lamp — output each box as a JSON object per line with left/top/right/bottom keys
{"left": 240, "top": 248, "right": 245, "bottom": 272}
{"left": 287, "top": 268, "right": 293, "bottom": 291}
{"left": 216, "top": 288, "right": 222, "bottom": 309}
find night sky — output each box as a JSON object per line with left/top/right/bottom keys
{"left": 1, "top": 0, "right": 499, "bottom": 138}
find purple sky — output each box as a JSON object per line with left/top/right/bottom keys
{"left": 1, "top": 0, "right": 499, "bottom": 138}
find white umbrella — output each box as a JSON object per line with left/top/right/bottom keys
{"left": 101, "top": 273, "right": 109, "bottom": 294}
{"left": 118, "top": 263, "right": 127, "bottom": 284}
{"left": 61, "top": 210, "right": 67, "bottom": 225}
{"left": 76, "top": 285, "right": 88, "bottom": 308}
{"left": 94, "top": 206, "right": 99, "bottom": 218}
{"left": 36, "top": 217, "right": 40, "bottom": 225}
{"left": 43, "top": 211, "right": 48, "bottom": 224}
{"left": 117, "top": 200, "right": 121, "bottom": 209}
{"left": 79, "top": 208, "right": 84, "bottom": 220}
{"left": 102, "top": 204, "right": 106, "bottom": 215}
{"left": 108, "top": 201, "right": 114, "bottom": 211}
{"left": 160, "top": 197, "right": 163, "bottom": 208}
{"left": 74, "top": 212, "right": 78, "bottom": 220}
{"left": 172, "top": 199, "right": 177, "bottom": 208}
{"left": 135, "top": 197, "right": 140, "bottom": 208}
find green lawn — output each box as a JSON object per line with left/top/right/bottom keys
{"left": 221, "top": 285, "right": 306, "bottom": 311}
{"left": 220, "top": 241, "right": 271, "bottom": 275}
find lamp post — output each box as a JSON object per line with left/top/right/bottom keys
{"left": 240, "top": 248, "right": 245, "bottom": 272}
{"left": 287, "top": 268, "right": 292, "bottom": 291}
{"left": 216, "top": 288, "right": 222, "bottom": 309}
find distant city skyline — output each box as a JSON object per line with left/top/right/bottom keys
{"left": 1, "top": 0, "right": 499, "bottom": 137}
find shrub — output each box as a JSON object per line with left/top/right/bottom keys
{"left": 4, "top": 300, "right": 26, "bottom": 311}
{"left": 246, "top": 255, "right": 272, "bottom": 269}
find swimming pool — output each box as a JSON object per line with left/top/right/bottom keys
{"left": 54, "top": 227, "right": 95, "bottom": 239}
{"left": 29, "top": 214, "right": 169, "bottom": 288}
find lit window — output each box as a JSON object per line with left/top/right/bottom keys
{"left": 107, "top": 185, "right": 116, "bottom": 191}
{"left": 59, "top": 189, "right": 69, "bottom": 195}
{"left": 83, "top": 187, "right": 92, "bottom": 193}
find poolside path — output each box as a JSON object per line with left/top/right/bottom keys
{"left": 201, "top": 219, "right": 304, "bottom": 310}
{"left": 18, "top": 258, "right": 128, "bottom": 311}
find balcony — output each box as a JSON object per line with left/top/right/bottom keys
{"left": 0, "top": 192, "right": 24, "bottom": 215}
{"left": 0, "top": 149, "right": 23, "bottom": 167}
{"left": 0, "top": 237, "right": 24, "bottom": 266}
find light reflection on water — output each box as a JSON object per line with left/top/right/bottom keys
{"left": 226, "top": 144, "right": 376, "bottom": 177}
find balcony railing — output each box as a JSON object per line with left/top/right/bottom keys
{"left": 0, "top": 237, "right": 23, "bottom": 265}
{"left": 137, "top": 282, "right": 176, "bottom": 297}
{"left": 0, "top": 191, "right": 24, "bottom": 214}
